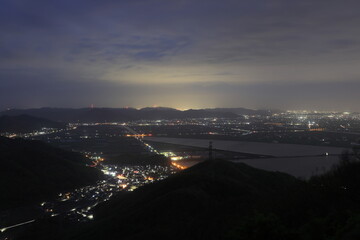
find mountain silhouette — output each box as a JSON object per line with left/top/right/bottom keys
{"left": 0, "top": 114, "right": 65, "bottom": 133}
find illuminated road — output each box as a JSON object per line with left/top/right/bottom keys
{"left": 123, "top": 125, "right": 187, "bottom": 170}
{"left": 122, "top": 125, "right": 139, "bottom": 135}
{"left": 1, "top": 219, "right": 35, "bottom": 233}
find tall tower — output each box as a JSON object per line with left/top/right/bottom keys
{"left": 209, "top": 141, "right": 213, "bottom": 161}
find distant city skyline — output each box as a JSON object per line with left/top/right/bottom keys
{"left": 1, "top": 105, "right": 358, "bottom": 114}
{"left": 1, "top": 0, "right": 360, "bottom": 111}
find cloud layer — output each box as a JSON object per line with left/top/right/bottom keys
{"left": 1, "top": 0, "right": 360, "bottom": 110}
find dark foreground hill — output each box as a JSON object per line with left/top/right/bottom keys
{"left": 0, "top": 137, "right": 102, "bottom": 211}
{"left": 19, "top": 160, "right": 302, "bottom": 240}
{"left": 17, "top": 151, "right": 360, "bottom": 240}
{"left": 0, "top": 107, "right": 238, "bottom": 122}
{"left": 0, "top": 114, "right": 66, "bottom": 133}
{"left": 77, "top": 160, "right": 300, "bottom": 240}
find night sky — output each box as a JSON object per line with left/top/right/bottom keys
{"left": 1, "top": 0, "right": 360, "bottom": 111}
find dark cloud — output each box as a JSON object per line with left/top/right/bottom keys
{"left": 1, "top": 0, "right": 360, "bottom": 110}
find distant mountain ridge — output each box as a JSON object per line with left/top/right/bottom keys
{"left": 0, "top": 107, "right": 245, "bottom": 123}
{"left": 0, "top": 107, "right": 279, "bottom": 123}
{"left": 0, "top": 114, "right": 66, "bottom": 133}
